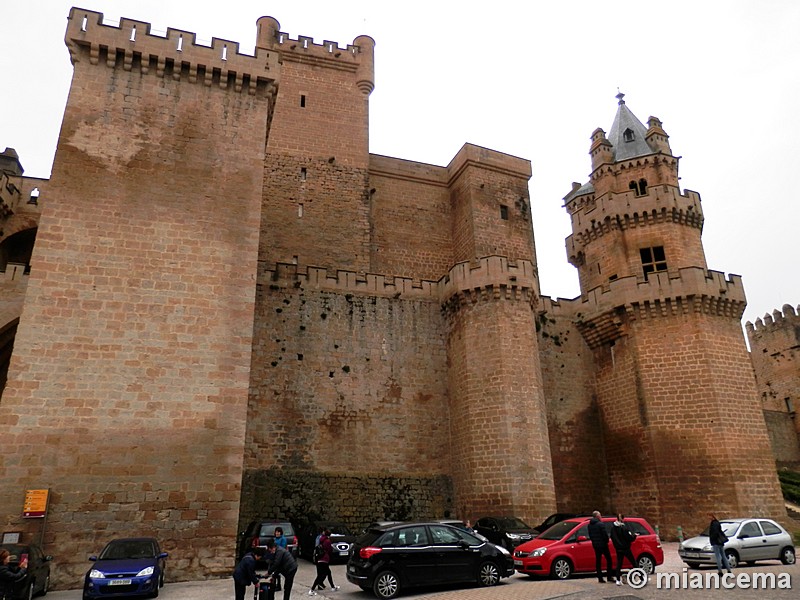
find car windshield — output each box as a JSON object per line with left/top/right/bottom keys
{"left": 539, "top": 520, "right": 581, "bottom": 541}
{"left": 698, "top": 522, "right": 739, "bottom": 537}
{"left": 323, "top": 523, "right": 352, "bottom": 536}
{"left": 497, "top": 517, "right": 531, "bottom": 529}
{"left": 259, "top": 524, "right": 294, "bottom": 537}
{"left": 100, "top": 540, "right": 156, "bottom": 560}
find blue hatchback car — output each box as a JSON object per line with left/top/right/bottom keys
{"left": 83, "top": 537, "right": 168, "bottom": 599}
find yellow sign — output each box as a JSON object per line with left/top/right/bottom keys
{"left": 22, "top": 489, "right": 49, "bottom": 518}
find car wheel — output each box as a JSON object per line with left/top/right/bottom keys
{"left": 150, "top": 586, "right": 159, "bottom": 598}
{"left": 477, "top": 561, "right": 500, "bottom": 587}
{"left": 159, "top": 570, "right": 165, "bottom": 588}
{"left": 551, "top": 557, "right": 572, "bottom": 580}
{"left": 42, "top": 573, "right": 50, "bottom": 596}
{"left": 780, "top": 546, "right": 796, "bottom": 565}
{"left": 725, "top": 550, "right": 738, "bottom": 569}
{"left": 685, "top": 562, "right": 700, "bottom": 569}
{"left": 636, "top": 554, "right": 656, "bottom": 574}
{"left": 373, "top": 570, "right": 400, "bottom": 599}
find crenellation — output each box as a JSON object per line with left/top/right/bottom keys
{"left": 66, "top": 8, "right": 280, "bottom": 93}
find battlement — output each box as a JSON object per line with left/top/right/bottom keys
{"left": 566, "top": 185, "right": 703, "bottom": 252}
{"left": 66, "top": 7, "right": 280, "bottom": 93}
{"left": 746, "top": 304, "right": 800, "bottom": 334}
{"left": 573, "top": 266, "right": 746, "bottom": 348}
{"left": 262, "top": 256, "right": 538, "bottom": 306}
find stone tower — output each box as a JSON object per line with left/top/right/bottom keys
{"left": 563, "top": 93, "right": 786, "bottom": 534}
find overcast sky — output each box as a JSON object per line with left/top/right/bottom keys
{"left": 2, "top": 1, "right": 798, "bottom": 328}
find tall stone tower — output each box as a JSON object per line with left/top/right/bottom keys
{"left": 563, "top": 94, "right": 785, "bottom": 533}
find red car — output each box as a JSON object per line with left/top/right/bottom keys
{"left": 512, "top": 516, "right": 663, "bottom": 580}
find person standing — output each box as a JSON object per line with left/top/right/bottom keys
{"left": 708, "top": 513, "right": 732, "bottom": 576}
{"left": 587, "top": 511, "right": 612, "bottom": 583}
{"left": 232, "top": 547, "right": 265, "bottom": 600}
{"left": 610, "top": 514, "right": 636, "bottom": 585}
{"left": 310, "top": 528, "right": 337, "bottom": 594}
{"left": 273, "top": 527, "right": 287, "bottom": 550}
{"left": 265, "top": 538, "right": 298, "bottom": 600}
{"left": 0, "top": 549, "right": 28, "bottom": 600}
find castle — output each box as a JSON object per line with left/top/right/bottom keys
{"left": 0, "top": 7, "right": 796, "bottom": 589}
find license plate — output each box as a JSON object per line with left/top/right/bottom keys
{"left": 684, "top": 552, "right": 700, "bottom": 558}
{"left": 514, "top": 560, "right": 523, "bottom": 566}
{"left": 339, "top": 551, "right": 348, "bottom": 556}
{"left": 108, "top": 579, "right": 132, "bottom": 586}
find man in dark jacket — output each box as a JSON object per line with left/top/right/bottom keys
{"left": 265, "top": 538, "right": 297, "bottom": 600}
{"left": 233, "top": 547, "right": 265, "bottom": 600}
{"left": 587, "top": 511, "right": 612, "bottom": 583}
{"left": 708, "top": 513, "right": 732, "bottom": 576}
{"left": 610, "top": 514, "right": 637, "bottom": 585}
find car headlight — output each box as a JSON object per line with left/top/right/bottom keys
{"left": 89, "top": 569, "right": 106, "bottom": 579}
{"left": 702, "top": 544, "right": 712, "bottom": 552}
{"left": 505, "top": 533, "right": 521, "bottom": 540}
{"left": 137, "top": 566, "right": 155, "bottom": 577}
{"left": 529, "top": 547, "right": 546, "bottom": 557}
{"left": 494, "top": 544, "right": 511, "bottom": 556}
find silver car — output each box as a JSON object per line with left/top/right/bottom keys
{"left": 679, "top": 518, "right": 795, "bottom": 568}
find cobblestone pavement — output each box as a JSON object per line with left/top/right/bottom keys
{"left": 44, "top": 543, "right": 798, "bottom": 599}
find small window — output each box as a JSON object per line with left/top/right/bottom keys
{"left": 298, "top": 203, "right": 303, "bottom": 217}
{"left": 500, "top": 205, "right": 509, "bottom": 220}
{"left": 623, "top": 128, "right": 635, "bottom": 142}
{"left": 739, "top": 522, "right": 762, "bottom": 538}
{"left": 300, "top": 95, "right": 306, "bottom": 108}
{"left": 760, "top": 521, "right": 783, "bottom": 536}
{"left": 640, "top": 246, "right": 667, "bottom": 280}
{"left": 629, "top": 180, "right": 648, "bottom": 197}
{"left": 638, "top": 178, "right": 647, "bottom": 195}
{"left": 300, "top": 168, "right": 307, "bottom": 181}
{"left": 786, "top": 398, "right": 795, "bottom": 413}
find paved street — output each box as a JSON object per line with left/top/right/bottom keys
{"left": 44, "top": 543, "right": 798, "bottom": 600}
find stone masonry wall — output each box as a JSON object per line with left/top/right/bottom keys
{"left": 0, "top": 10, "right": 270, "bottom": 587}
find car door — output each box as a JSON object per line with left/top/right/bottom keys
{"left": 475, "top": 518, "right": 499, "bottom": 545}
{"left": 428, "top": 524, "right": 477, "bottom": 583}
{"left": 387, "top": 525, "right": 436, "bottom": 586}
{"left": 759, "top": 520, "right": 788, "bottom": 561}
{"left": 566, "top": 524, "right": 596, "bottom": 572}
{"left": 736, "top": 521, "right": 767, "bottom": 561}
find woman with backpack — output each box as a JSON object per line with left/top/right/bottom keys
{"left": 309, "top": 528, "right": 338, "bottom": 595}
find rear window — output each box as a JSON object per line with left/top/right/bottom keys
{"left": 760, "top": 521, "right": 783, "bottom": 536}
{"left": 258, "top": 523, "right": 295, "bottom": 537}
{"left": 627, "top": 521, "right": 651, "bottom": 535}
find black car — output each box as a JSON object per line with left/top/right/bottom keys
{"left": 474, "top": 516, "right": 538, "bottom": 550}
{"left": 238, "top": 520, "right": 298, "bottom": 561}
{"left": 298, "top": 520, "right": 356, "bottom": 563}
{"left": 346, "top": 521, "right": 514, "bottom": 599}
{"left": 0, "top": 543, "right": 52, "bottom": 599}
{"left": 531, "top": 512, "right": 586, "bottom": 534}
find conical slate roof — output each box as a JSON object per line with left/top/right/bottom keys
{"left": 607, "top": 92, "right": 651, "bottom": 161}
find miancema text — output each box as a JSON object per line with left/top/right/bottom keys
{"left": 657, "top": 570, "right": 792, "bottom": 590}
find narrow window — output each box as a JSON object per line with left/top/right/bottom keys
{"left": 298, "top": 203, "right": 304, "bottom": 217}
{"left": 300, "top": 167, "right": 307, "bottom": 181}
{"left": 638, "top": 178, "right": 648, "bottom": 195}
{"left": 786, "top": 398, "right": 795, "bottom": 414}
{"left": 629, "top": 181, "right": 638, "bottom": 194}
{"left": 623, "top": 128, "right": 635, "bottom": 142}
{"left": 499, "top": 205, "right": 509, "bottom": 220}
{"left": 640, "top": 246, "right": 667, "bottom": 280}
{"left": 28, "top": 188, "right": 40, "bottom": 205}
{"left": 300, "top": 95, "right": 306, "bottom": 108}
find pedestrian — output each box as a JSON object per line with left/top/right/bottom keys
{"left": 233, "top": 546, "right": 265, "bottom": 600}
{"left": 273, "top": 527, "right": 287, "bottom": 550}
{"left": 708, "top": 513, "right": 732, "bottom": 576}
{"left": 610, "top": 514, "right": 636, "bottom": 585}
{"left": 0, "top": 549, "right": 28, "bottom": 600}
{"left": 265, "top": 538, "right": 298, "bottom": 600}
{"left": 310, "top": 527, "right": 338, "bottom": 594}
{"left": 587, "top": 510, "right": 613, "bottom": 583}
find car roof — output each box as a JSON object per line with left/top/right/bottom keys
{"left": 369, "top": 521, "right": 457, "bottom": 532}
{"left": 719, "top": 518, "right": 777, "bottom": 524}
{"left": 105, "top": 537, "right": 159, "bottom": 542}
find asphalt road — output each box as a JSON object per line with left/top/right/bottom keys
{"left": 43, "top": 542, "right": 799, "bottom": 600}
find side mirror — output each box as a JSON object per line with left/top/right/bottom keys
{"left": 576, "top": 535, "right": 588, "bottom": 543}
{"left": 158, "top": 552, "right": 169, "bottom": 559}
{"left": 44, "top": 556, "right": 53, "bottom": 562}
{"left": 89, "top": 556, "right": 98, "bottom": 562}
{"left": 459, "top": 541, "right": 470, "bottom": 550}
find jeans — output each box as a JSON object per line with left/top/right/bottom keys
{"left": 712, "top": 544, "right": 732, "bottom": 573}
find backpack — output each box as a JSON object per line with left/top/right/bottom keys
{"left": 313, "top": 543, "right": 324, "bottom": 564}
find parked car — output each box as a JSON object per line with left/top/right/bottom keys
{"left": 346, "top": 521, "right": 514, "bottom": 598}
{"left": 83, "top": 537, "right": 167, "bottom": 599}
{"left": 531, "top": 513, "right": 586, "bottom": 534}
{"left": 678, "top": 517, "right": 796, "bottom": 568}
{"left": 513, "top": 516, "right": 663, "bottom": 579}
{"left": 298, "top": 520, "right": 356, "bottom": 563}
{"left": 0, "top": 542, "right": 52, "bottom": 599}
{"left": 238, "top": 520, "right": 298, "bottom": 561}
{"left": 474, "top": 516, "right": 538, "bottom": 550}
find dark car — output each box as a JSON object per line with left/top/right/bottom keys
{"left": 474, "top": 516, "right": 538, "bottom": 550}
{"left": 299, "top": 521, "right": 356, "bottom": 563}
{"left": 0, "top": 543, "right": 52, "bottom": 599}
{"left": 83, "top": 537, "right": 167, "bottom": 599}
{"left": 346, "top": 521, "right": 514, "bottom": 599}
{"left": 531, "top": 513, "right": 586, "bottom": 534}
{"left": 238, "top": 521, "right": 298, "bottom": 561}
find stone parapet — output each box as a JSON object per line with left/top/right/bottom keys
{"left": 65, "top": 8, "right": 280, "bottom": 93}
{"left": 746, "top": 304, "right": 800, "bottom": 335}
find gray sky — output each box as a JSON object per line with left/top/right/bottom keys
{"left": 2, "top": 0, "right": 798, "bottom": 328}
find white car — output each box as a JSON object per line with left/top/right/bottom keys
{"left": 678, "top": 518, "right": 795, "bottom": 568}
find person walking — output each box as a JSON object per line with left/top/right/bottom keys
{"left": 265, "top": 538, "right": 298, "bottom": 600}
{"left": 610, "top": 514, "right": 636, "bottom": 585}
{"left": 587, "top": 511, "right": 613, "bottom": 583}
{"left": 232, "top": 547, "right": 265, "bottom": 600}
{"left": 0, "top": 549, "right": 28, "bottom": 600}
{"left": 310, "top": 528, "right": 338, "bottom": 594}
{"left": 708, "top": 513, "right": 733, "bottom": 576}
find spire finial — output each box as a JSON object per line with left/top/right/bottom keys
{"left": 616, "top": 89, "right": 625, "bottom": 105}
